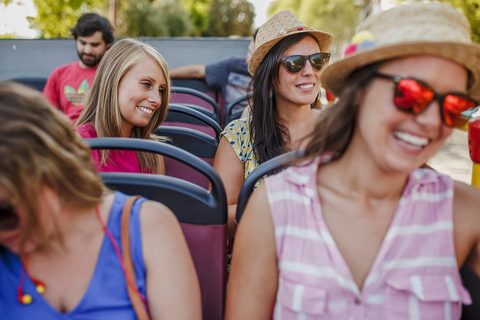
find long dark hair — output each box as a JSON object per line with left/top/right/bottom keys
{"left": 302, "top": 62, "right": 383, "bottom": 160}
{"left": 250, "top": 33, "right": 320, "bottom": 164}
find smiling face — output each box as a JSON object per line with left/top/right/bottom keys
{"left": 352, "top": 55, "right": 469, "bottom": 174}
{"left": 76, "top": 31, "right": 108, "bottom": 68}
{"left": 117, "top": 57, "right": 167, "bottom": 137}
{"left": 272, "top": 36, "right": 321, "bottom": 110}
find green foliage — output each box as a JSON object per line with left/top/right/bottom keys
{"left": 178, "top": 0, "right": 210, "bottom": 36}
{"left": 0, "top": 0, "right": 13, "bottom": 5}
{"left": 117, "top": 0, "right": 194, "bottom": 37}
{"left": 268, "top": 0, "right": 361, "bottom": 46}
{"left": 205, "top": 0, "right": 255, "bottom": 36}
{"left": 29, "top": 0, "right": 107, "bottom": 38}
{"left": 398, "top": 0, "right": 480, "bottom": 43}
{"left": 0, "top": 33, "right": 18, "bottom": 38}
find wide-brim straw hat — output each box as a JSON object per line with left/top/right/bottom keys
{"left": 321, "top": 2, "right": 480, "bottom": 101}
{"left": 248, "top": 10, "right": 334, "bottom": 76}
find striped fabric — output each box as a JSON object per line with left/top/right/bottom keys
{"left": 264, "top": 155, "right": 471, "bottom": 320}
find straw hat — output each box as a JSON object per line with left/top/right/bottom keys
{"left": 321, "top": 2, "right": 480, "bottom": 101}
{"left": 248, "top": 10, "right": 334, "bottom": 76}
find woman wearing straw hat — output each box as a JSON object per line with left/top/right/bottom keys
{"left": 227, "top": 2, "right": 480, "bottom": 319}
{"left": 213, "top": 10, "right": 333, "bottom": 237}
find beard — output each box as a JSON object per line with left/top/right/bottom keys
{"left": 77, "top": 51, "right": 102, "bottom": 67}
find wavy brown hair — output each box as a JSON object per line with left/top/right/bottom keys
{"left": 77, "top": 38, "right": 170, "bottom": 173}
{"left": 0, "top": 81, "right": 105, "bottom": 253}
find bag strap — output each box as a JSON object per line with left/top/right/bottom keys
{"left": 121, "top": 195, "right": 150, "bottom": 320}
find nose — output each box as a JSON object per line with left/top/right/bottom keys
{"left": 148, "top": 90, "right": 161, "bottom": 107}
{"left": 301, "top": 60, "right": 314, "bottom": 76}
{"left": 415, "top": 100, "right": 444, "bottom": 128}
{"left": 83, "top": 44, "right": 93, "bottom": 54}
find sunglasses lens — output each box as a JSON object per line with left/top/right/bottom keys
{"left": 442, "top": 95, "right": 477, "bottom": 126}
{"left": 310, "top": 53, "right": 329, "bottom": 70}
{"left": 394, "top": 79, "right": 434, "bottom": 114}
{"left": 0, "top": 205, "right": 19, "bottom": 231}
{"left": 285, "top": 56, "right": 305, "bottom": 73}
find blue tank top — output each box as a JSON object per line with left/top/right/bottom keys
{"left": 0, "top": 192, "right": 147, "bottom": 319}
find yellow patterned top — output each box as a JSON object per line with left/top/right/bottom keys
{"left": 221, "top": 117, "right": 259, "bottom": 181}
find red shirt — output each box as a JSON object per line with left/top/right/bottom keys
{"left": 43, "top": 61, "right": 97, "bottom": 124}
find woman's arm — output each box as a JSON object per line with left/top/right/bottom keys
{"left": 225, "top": 184, "right": 278, "bottom": 319}
{"left": 453, "top": 181, "right": 480, "bottom": 273}
{"left": 212, "top": 136, "right": 246, "bottom": 238}
{"left": 140, "top": 200, "right": 202, "bottom": 320}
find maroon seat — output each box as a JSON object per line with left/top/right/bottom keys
{"left": 85, "top": 138, "right": 228, "bottom": 320}
{"left": 170, "top": 86, "right": 223, "bottom": 127}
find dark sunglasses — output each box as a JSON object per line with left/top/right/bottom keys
{"left": 281, "top": 53, "right": 331, "bottom": 74}
{"left": 0, "top": 203, "right": 19, "bottom": 231}
{"left": 374, "top": 73, "right": 478, "bottom": 127}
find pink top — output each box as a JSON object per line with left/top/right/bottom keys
{"left": 265, "top": 155, "right": 471, "bottom": 320}
{"left": 43, "top": 61, "right": 97, "bottom": 124}
{"left": 76, "top": 123, "right": 150, "bottom": 173}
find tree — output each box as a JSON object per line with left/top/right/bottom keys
{"left": 178, "top": 0, "right": 210, "bottom": 36}
{"left": 268, "top": 0, "right": 361, "bottom": 51}
{"left": 205, "top": 0, "right": 255, "bottom": 37}
{"left": 29, "top": 0, "right": 108, "bottom": 38}
{"left": 398, "top": 0, "right": 480, "bottom": 43}
{"left": 117, "top": 0, "right": 193, "bottom": 37}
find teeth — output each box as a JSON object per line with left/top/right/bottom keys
{"left": 394, "top": 131, "right": 428, "bottom": 148}
{"left": 297, "top": 84, "right": 314, "bottom": 89}
{"left": 138, "top": 106, "right": 153, "bottom": 114}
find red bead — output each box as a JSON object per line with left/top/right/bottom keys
{"left": 298, "top": 27, "right": 303, "bottom": 31}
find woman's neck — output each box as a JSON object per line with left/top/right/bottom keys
{"left": 277, "top": 105, "right": 320, "bottom": 150}
{"left": 319, "top": 145, "right": 409, "bottom": 202}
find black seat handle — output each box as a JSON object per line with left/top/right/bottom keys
{"left": 235, "top": 149, "right": 305, "bottom": 223}
{"left": 170, "top": 86, "right": 221, "bottom": 124}
{"left": 85, "top": 137, "right": 227, "bottom": 209}
{"left": 167, "top": 103, "right": 222, "bottom": 141}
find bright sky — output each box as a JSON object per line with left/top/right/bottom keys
{"left": 0, "top": 0, "right": 275, "bottom": 38}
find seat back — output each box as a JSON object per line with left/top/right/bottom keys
{"left": 163, "top": 103, "right": 222, "bottom": 141}
{"left": 235, "top": 149, "right": 304, "bottom": 223}
{"left": 156, "top": 125, "right": 218, "bottom": 189}
{"left": 10, "top": 77, "right": 47, "bottom": 92}
{"left": 85, "top": 138, "right": 227, "bottom": 320}
{"left": 225, "top": 93, "right": 251, "bottom": 125}
{"left": 170, "top": 86, "right": 222, "bottom": 126}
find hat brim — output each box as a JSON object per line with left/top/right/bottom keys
{"left": 248, "top": 30, "right": 334, "bottom": 76}
{"left": 321, "top": 41, "right": 480, "bottom": 101}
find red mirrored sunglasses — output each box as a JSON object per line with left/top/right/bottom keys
{"left": 374, "top": 73, "right": 478, "bottom": 127}
{"left": 0, "top": 203, "right": 19, "bottom": 231}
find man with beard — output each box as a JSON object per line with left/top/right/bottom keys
{"left": 43, "top": 13, "right": 115, "bottom": 124}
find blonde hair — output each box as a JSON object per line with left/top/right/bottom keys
{"left": 77, "top": 38, "right": 170, "bottom": 173}
{"left": 0, "top": 81, "right": 105, "bottom": 252}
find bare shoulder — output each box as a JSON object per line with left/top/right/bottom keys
{"left": 453, "top": 180, "right": 480, "bottom": 219}
{"left": 453, "top": 181, "right": 480, "bottom": 263}
{"left": 139, "top": 200, "right": 179, "bottom": 232}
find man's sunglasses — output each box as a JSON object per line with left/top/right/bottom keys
{"left": 0, "top": 203, "right": 19, "bottom": 231}
{"left": 281, "top": 53, "right": 331, "bottom": 74}
{"left": 374, "top": 73, "right": 478, "bottom": 127}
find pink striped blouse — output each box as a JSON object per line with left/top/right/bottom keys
{"left": 264, "top": 155, "right": 471, "bottom": 320}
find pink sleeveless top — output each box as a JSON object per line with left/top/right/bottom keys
{"left": 76, "top": 123, "right": 151, "bottom": 173}
{"left": 265, "top": 155, "right": 471, "bottom": 320}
